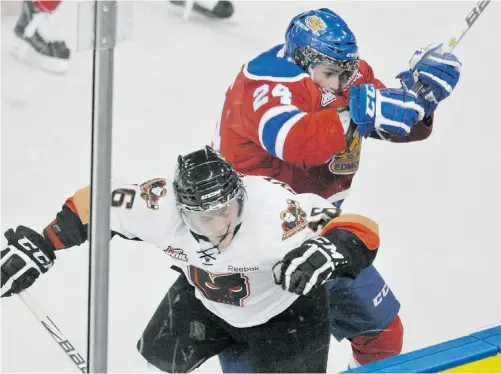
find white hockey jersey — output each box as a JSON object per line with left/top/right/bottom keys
{"left": 108, "top": 175, "right": 339, "bottom": 328}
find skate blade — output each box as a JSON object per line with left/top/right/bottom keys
{"left": 167, "top": 5, "right": 238, "bottom": 27}
{"left": 11, "top": 36, "right": 70, "bottom": 75}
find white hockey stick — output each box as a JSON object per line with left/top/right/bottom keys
{"left": 18, "top": 291, "right": 88, "bottom": 373}
{"left": 411, "top": 0, "right": 491, "bottom": 94}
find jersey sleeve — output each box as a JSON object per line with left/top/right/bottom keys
{"left": 43, "top": 177, "right": 177, "bottom": 250}
{"left": 359, "top": 60, "right": 434, "bottom": 142}
{"left": 281, "top": 191, "right": 379, "bottom": 252}
{"left": 109, "top": 178, "right": 156, "bottom": 240}
{"left": 358, "top": 60, "right": 386, "bottom": 89}
{"left": 320, "top": 214, "right": 380, "bottom": 251}
{"left": 235, "top": 71, "right": 347, "bottom": 167}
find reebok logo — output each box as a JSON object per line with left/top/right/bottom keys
{"left": 228, "top": 265, "right": 259, "bottom": 273}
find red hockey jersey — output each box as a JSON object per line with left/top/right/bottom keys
{"left": 214, "top": 45, "right": 433, "bottom": 204}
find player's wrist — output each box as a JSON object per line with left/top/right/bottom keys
{"left": 43, "top": 205, "right": 87, "bottom": 250}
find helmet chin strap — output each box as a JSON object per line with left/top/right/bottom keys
{"left": 215, "top": 224, "right": 231, "bottom": 249}
{"left": 308, "top": 65, "right": 315, "bottom": 80}
{"left": 214, "top": 222, "right": 243, "bottom": 249}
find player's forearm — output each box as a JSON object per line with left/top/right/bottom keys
{"left": 366, "top": 71, "right": 434, "bottom": 143}
{"left": 321, "top": 214, "right": 379, "bottom": 247}
{"left": 366, "top": 70, "right": 434, "bottom": 143}
{"left": 382, "top": 115, "right": 434, "bottom": 143}
{"left": 283, "top": 108, "right": 347, "bottom": 166}
{"left": 43, "top": 186, "right": 90, "bottom": 250}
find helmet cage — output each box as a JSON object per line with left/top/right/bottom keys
{"left": 179, "top": 186, "right": 247, "bottom": 239}
{"left": 295, "top": 46, "right": 360, "bottom": 90}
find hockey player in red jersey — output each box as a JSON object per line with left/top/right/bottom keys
{"left": 214, "top": 8, "right": 461, "bottom": 370}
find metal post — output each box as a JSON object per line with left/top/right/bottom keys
{"left": 87, "top": 1, "right": 117, "bottom": 372}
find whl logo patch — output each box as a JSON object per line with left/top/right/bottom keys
{"left": 164, "top": 246, "right": 188, "bottom": 262}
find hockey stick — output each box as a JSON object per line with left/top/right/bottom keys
{"left": 18, "top": 291, "right": 88, "bottom": 373}
{"left": 411, "top": 0, "right": 491, "bottom": 94}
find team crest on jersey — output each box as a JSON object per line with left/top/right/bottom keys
{"left": 320, "top": 87, "right": 337, "bottom": 107}
{"left": 164, "top": 246, "right": 188, "bottom": 262}
{"left": 188, "top": 266, "right": 251, "bottom": 307}
{"left": 140, "top": 178, "right": 167, "bottom": 210}
{"left": 280, "top": 199, "right": 309, "bottom": 240}
{"left": 305, "top": 15, "right": 327, "bottom": 35}
{"left": 328, "top": 127, "right": 362, "bottom": 175}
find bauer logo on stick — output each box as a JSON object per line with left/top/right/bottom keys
{"left": 466, "top": 0, "right": 490, "bottom": 27}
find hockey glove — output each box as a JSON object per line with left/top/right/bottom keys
{"left": 273, "top": 236, "right": 340, "bottom": 295}
{"left": 273, "top": 230, "right": 376, "bottom": 296}
{"left": 349, "top": 84, "right": 425, "bottom": 138}
{"left": 397, "top": 43, "right": 461, "bottom": 116}
{"left": 1, "top": 226, "right": 56, "bottom": 297}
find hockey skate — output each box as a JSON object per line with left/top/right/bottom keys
{"left": 12, "top": 1, "right": 70, "bottom": 74}
{"left": 169, "top": 1, "right": 234, "bottom": 20}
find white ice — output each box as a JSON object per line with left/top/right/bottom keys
{"left": 1, "top": 1, "right": 501, "bottom": 372}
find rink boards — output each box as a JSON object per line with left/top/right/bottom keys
{"left": 346, "top": 326, "right": 501, "bottom": 373}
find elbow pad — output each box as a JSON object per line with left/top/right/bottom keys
{"left": 321, "top": 214, "right": 379, "bottom": 279}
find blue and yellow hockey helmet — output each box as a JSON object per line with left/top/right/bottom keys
{"left": 285, "top": 9, "right": 360, "bottom": 88}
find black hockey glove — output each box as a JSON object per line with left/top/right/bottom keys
{"left": 273, "top": 230, "right": 378, "bottom": 296}
{"left": 273, "top": 236, "right": 342, "bottom": 295}
{"left": 1, "top": 226, "right": 56, "bottom": 297}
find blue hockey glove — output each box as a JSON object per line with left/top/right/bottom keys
{"left": 397, "top": 43, "right": 461, "bottom": 116}
{"left": 349, "top": 84, "right": 425, "bottom": 138}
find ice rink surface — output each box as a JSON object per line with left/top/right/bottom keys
{"left": 1, "top": 1, "right": 501, "bottom": 372}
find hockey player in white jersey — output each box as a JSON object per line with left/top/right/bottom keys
{"left": 1, "top": 146, "right": 380, "bottom": 372}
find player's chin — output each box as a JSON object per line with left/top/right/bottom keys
{"left": 214, "top": 233, "right": 234, "bottom": 249}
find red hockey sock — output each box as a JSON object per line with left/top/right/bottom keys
{"left": 349, "top": 314, "right": 404, "bottom": 365}
{"left": 33, "top": 0, "right": 61, "bottom": 12}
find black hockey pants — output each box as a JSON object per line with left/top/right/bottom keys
{"left": 137, "top": 273, "right": 331, "bottom": 373}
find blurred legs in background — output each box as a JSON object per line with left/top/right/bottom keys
{"left": 12, "top": 0, "right": 70, "bottom": 73}
{"left": 169, "top": 1, "right": 234, "bottom": 19}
